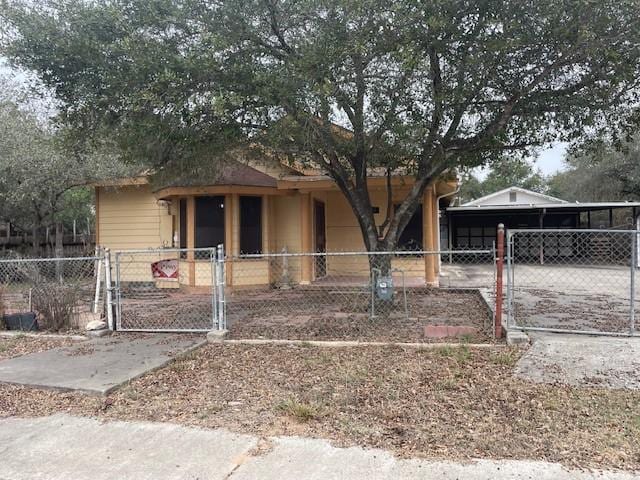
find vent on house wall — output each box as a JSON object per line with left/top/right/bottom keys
{"left": 509, "top": 191, "right": 517, "bottom": 202}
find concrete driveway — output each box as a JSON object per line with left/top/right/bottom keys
{"left": 0, "top": 334, "right": 205, "bottom": 395}
{"left": 0, "top": 414, "right": 635, "bottom": 480}
{"left": 515, "top": 332, "right": 640, "bottom": 389}
{"left": 441, "top": 263, "right": 639, "bottom": 333}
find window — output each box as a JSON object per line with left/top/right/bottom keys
{"left": 195, "top": 196, "right": 225, "bottom": 248}
{"left": 455, "top": 224, "right": 497, "bottom": 249}
{"left": 509, "top": 191, "right": 517, "bottom": 202}
{"left": 240, "top": 196, "right": 262, "bottom": 254}
{"left": 179, "top": 199, "right": 187, "bottom": 249}
{"left": 396, "top": 204, "right": 423, "bottom": 251}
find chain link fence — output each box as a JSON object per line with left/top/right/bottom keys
{"left": 113, "top": 248, "right": 220, "bottom": 332}
{"left": 0, "top": 255, "right": 104, "bottom": 331}
{"left": 223, "top": 249, "right": 496, "bottom": 341}
{"left": 507, "top": 229, "right": 639, "bottom": 335}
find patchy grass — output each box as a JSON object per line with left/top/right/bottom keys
{"left": 0, "top": 335, "right": 75, "bottom": 361}
{"left": 490, "top": 348, "right": 521, "bottom": 367}
{"left": 1, "top": 344, "right": 640, "bottom": 472}
{"left": 276, "top": 398, "right": 319, "bottom": 422}
{"left": 433, "top": 345, "right": 472, "bottom": 364}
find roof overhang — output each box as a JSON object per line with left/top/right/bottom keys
{"left": 277, "top": 175, "right": 457, "bottom": 194}
{"left": 154, "top": 185, "right": 290, "bottom": 199}
{"left": 90, "top": 176, "right": 149, "bottom": 187}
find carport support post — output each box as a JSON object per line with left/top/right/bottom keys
{"left": 494, "top": 224, "right": 505, "bottom": 339}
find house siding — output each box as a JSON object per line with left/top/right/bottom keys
{"left": 96, "top": 185, "right": 172, "bottom": 250}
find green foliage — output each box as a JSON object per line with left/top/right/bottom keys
{"left": 547, "top": 136, "right": 640, "bottom": 202}
{"left": 3, "top": 0, "right": 640, "bottom": 249}
{"left": 0, "top": 77, "right": 138, "bottom": 242}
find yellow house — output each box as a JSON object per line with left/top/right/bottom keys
{"left": 94, "top": 159, "right": 457, "bottom": 288}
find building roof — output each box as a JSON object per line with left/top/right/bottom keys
{"left": 160, "top": 161, "right": 278, "bottom": 189}
{"left": 462, "top": 186, "right": 567, "bottom": 207}
{"left": 448, "top": 201, "right": 640, "bottom": 213}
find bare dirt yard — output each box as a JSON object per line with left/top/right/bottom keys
{"left": 0, "top": 334, "right": 75, "bottom": 361}
{"left": 228, "top": 289, "right": 493, "bottom": 343}
{"left": 1, "top": 343, "right": 639, "bottom": 472}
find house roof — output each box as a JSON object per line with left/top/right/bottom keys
{"left": 462, "top": 186, "right": 567, "bottom": 207}
{"left": 158, "top": 161, "right": 278, "bottom": 189}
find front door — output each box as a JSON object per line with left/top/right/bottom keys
{"left": 314, "top": 200, "right": 327, "bottom": 278}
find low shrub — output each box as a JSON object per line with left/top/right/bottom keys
{"left": 31, "top": 282, "right": 80, "bottom": 331}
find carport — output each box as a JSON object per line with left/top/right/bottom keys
{"left": 445, "top": 202, "right": 640, "bottom": 261}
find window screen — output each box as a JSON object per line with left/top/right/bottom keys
{"left": 396, "top": 204, "right": 423, "bottom": 251}
{"left": 240, "top": 196, "right": 262, "bottom": 254}
{"left": 195, "top": 196, "right": 225, "bottom": 248}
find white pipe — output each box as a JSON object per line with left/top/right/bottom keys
{"left": 435, "top": 182, "right": 461, "bottom": 270}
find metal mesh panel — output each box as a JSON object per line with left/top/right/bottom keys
{"left": 114, "top": 248, "right": 217, "bottom": 332}
{"left": 0, "top": 256, "right": 103, "bottom": 331}
{"left": 507, "top": 229, "right": 638, "bottom": 335}
{"left": 224, "top": 250, "right": 495, "bottom": 337}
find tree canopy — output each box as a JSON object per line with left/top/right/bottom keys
{"left": 548, "top": 136, "right": 640, "bottom": 202}
{"left": 3, "top": 0, "right": 640, "bottom": 251}
{"left": 0, "top": 75, "right": 138, "bottom": 252}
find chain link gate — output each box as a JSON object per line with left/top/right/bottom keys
{"left": 0, "top": 253, "right": 107, "bottom": 331}
{"left": 113, "top": 247, "right": 225, "bottom": 332}
{"left": 506, "top": 228, "right": 640, "bottom": 336}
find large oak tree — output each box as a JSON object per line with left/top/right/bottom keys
{"left": 3, "top": 0, "right": 640, "bottom": 254}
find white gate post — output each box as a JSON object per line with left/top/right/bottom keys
{"left": 210, "top": 247, "right": 218, "bottom": 330}
{"left": 216, "top": 244, "right": 226, "bottom": 331}
{"left": 92, "top": 247, "right": 103, "bottom": 314}
{"left": 104, "top": 248, "right": 114, "bottom": 330}
{"left": 506, "top": 231, "right": 513, "bottom": 329}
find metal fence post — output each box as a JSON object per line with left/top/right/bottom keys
{"left": 494, "top": 224, "right": 505, "bottom": 339}
{"left": 216, "top": 244, "right": 226, "bottom": 331}
{"left": 103, "top": 248, "right": 114, "bottom": 330}
{"left": 506, "top": 230, "right": 513, "bottom": 329}
{"left": 211, "top": 247, "right": 218, "bottom": 330}
{"left": 631, "top": 232, "right": 636, "bottom": 335}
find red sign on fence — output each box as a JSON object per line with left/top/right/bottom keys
{"left": 151, "top": 259, "right": 179, "bottom": 280}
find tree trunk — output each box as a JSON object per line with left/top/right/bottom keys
{"left": 55, "top": 222, "right": 64, "bottom": 280}
{"left": 31, "top": 226, "right": 40, "bottom": 257}
{"left": 55, "top": 222, "right": 64, "bottom": 258}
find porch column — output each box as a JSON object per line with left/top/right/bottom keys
{"left": 224, "top": 194, "right": 234, "bottom": 286}
{"left": 186, "top": 196, "right": 196, "bottom": 285}
{"left": 432, "top": 200, "right": 440, "bottom": 274}
{"left": 300, "top": 193, "right": 313, "bottom": 284}
{"left": 423, "top": 185, "right": 437, "bottom": 285}
{"left": 231, "top": 193, "right": 240, "bottom": 256}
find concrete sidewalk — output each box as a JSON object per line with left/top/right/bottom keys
{"left": 0, "top": 334, "right": 205, "bottom": 395}
{"left": 0, "top": 414, "right": 635, "bottom": 480}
